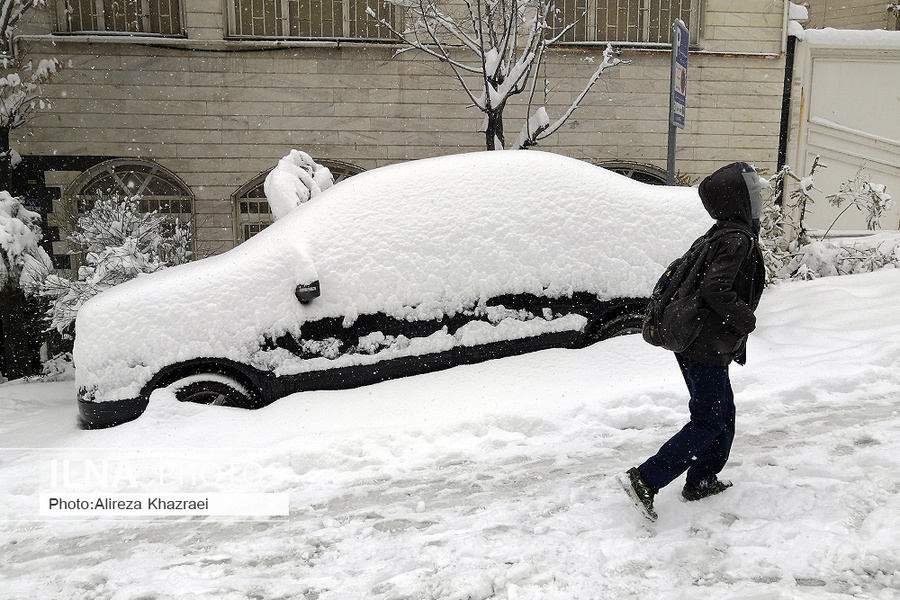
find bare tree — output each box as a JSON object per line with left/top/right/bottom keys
{"left": 370, "top": 0, "right": 625, "bottom": 150}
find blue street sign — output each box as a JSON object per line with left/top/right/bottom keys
{"left": 670, "top": 19, "right": 689, "bottom": 129}
{"left": 667, "top": 19, "right": 689, "bottom": 184}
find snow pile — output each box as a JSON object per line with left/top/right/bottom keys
{"left": 796, "top": 27, "right": 900, "bottom": 46}
{"left": 75, "top": 151, "right": 710, "bottom": 401}
{"left": 788, "top": 2, "right": 809, "bottom": 21}
{"left": 787, "top": 232, "right": 900, "bottom": 279}
{"left": 263, "top": 149, "right": 334, "bottom": 219}
{"left": 282, "top": 151, "right": 708, "bottom": 320}
{"left": 3, "top": 269, "right": 900, "bottom": 598}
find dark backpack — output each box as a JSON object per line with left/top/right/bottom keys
{"left": 642, "top": 229, "right": 738, "bottom": 352}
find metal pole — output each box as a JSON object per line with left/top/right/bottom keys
{"left": 667, "top": 19, "right": 688, "bottom": 185}
{"left": 666, "top": 125, "right": 677, "bottom": 185}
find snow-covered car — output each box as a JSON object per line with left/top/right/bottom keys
{"left": 75, "top": 151, "right": 711, "bottom": 428}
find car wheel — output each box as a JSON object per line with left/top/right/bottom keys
{"left": 583, "top": 311, "right": 645, "bottom": 345}
{"left": 166, "top": 373, "right": 257, "bottom": 409}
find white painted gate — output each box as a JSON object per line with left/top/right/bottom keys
{"left": 788, "top": 29, "right": 900, "bottom": 232}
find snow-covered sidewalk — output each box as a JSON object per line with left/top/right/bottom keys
{"left": 2, "top": 270, "right": 900, "bottom": 599}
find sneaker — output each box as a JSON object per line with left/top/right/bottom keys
{"left": 623, "top": 467, "right": 658, "bottom": 521}
{"left": 681, "top": 478, "right": 733, "bottom": 502}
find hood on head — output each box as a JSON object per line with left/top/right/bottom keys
{"left": 698, "top": 162, "right": 761, "bottom": 228}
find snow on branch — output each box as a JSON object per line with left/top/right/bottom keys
{"left": 0, "top": 1, "right": 46, "bottom": 46}
{"left": 761, "top": 160, "right": 898, "bottom": 282}
{"left": 824, "top": 167, "right": 894, "bottom": 236}
{"left": 0, "top": 56, "right": 62, "bottom": 130}
{"left": 0, "top": 1, "right": 60, "bottom": 195}
{"left": 515, "top": 44, "right": 624, "bottom": 149}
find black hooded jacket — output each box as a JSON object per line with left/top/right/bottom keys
{"left": 682, "top": 163, "right": 767, "bottom": 366}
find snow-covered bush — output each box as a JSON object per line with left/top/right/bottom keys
{"left": 37, "top": 194, "right": 192, "bottom": 333}
{"left": 785, "top": 237, "right": 899, "bottom": 280}
{"left": 761, "top": 161, "right": 898, "bottom": 283}
{"left": 0, "top": 190, "right": 53, "bottom": 379}
{"left": 0, "top": 190, "right": 52, "bottom": 289}
{"left": 263, "top": 150, "right": 334, "bottom": 219}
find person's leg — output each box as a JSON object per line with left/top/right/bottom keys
{"left": 637, "top": 354, "right": 733, "bottom": 491}
{"left": 685, "top": 368, "right": 735, "bottom": 488}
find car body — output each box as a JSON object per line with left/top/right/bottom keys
{"left": 74, "top": 151, "right": 711, "bottom": 428}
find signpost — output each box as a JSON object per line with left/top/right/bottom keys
{"left": 667, "top": 19, "right": 689, "bottom": 184}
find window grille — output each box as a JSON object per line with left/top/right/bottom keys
{"left": 55, "top": 0, "right": 183, "bottom": 36}
{"left": 236, "top": 181, "right": 273, "bottom": 242}
{"left": 550, "top": 0, "right": 700, "bottom": 46}
{"left": 228, "top": 0, "right": 398, "bottom": 40}
{"left": 228, "top": 0, "right": 696, "bottom": 44}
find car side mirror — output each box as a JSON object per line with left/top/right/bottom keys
{"left": 295, "top": 281, "right": 321, "bottom": 304}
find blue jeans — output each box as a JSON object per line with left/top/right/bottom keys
{"left": 638, "top": 354, "right": 736, "bottom": 491}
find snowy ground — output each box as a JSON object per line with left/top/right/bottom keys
{"left": 2, "top": 269, "right": 900, "bottom": 600}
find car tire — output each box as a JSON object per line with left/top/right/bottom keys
{"left": 583, "top": 311, "right": 645, "bottom": 346}
{"left": 166, "top": 373, "right": 258, "bottom": 409}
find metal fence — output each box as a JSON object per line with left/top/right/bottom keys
{"left": 54, "top": 0, "right": 699, "bottom": 45}
{"left": 549, "top": 0, "right": 701, "bottom": 46}
{"left": 228, "top": 0, "right": 398, "bottom": 40}
{"left": 56, "top": 0, "right": 183, "bottom": 35}
{"left": 227, "top": 0, "right": 699, "bottom": 43}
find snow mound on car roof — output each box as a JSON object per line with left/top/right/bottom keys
{"left": 75, "top": 151, "right": 711, "bottom": 401}
{"left": 280, "top": 150, "right": 710, "bottom": 323}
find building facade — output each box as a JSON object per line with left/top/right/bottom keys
{"left": 13, "top": 1, "right": 792, "bottom": 262}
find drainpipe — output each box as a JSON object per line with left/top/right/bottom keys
{"left": 776, "top": 33, "right": 797, "bottom": 205}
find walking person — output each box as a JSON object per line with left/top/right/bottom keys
{"left": 624, "top": 162, "right": 768, "bottom": 521}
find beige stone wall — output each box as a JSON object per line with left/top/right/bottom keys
{"left": 806, "top": 0, "right": 899, "bottom": 30}
{"left": 184, "top": 0, "right": 227, "bottom": 39}
{"left": 701, "top": 0, "right": 788, "bottom": 54}
{"left": 15, "top": 1, "right": 789, "bottom": 256}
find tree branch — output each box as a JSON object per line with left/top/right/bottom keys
{"left": 516, "top": 45, "right": 625, "bottom": 149}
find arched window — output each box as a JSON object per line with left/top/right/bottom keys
{"left": 68, "top": 159, "right": 194, "bottom": 218}
{"left": 233, "top": 159, "right": 363, "bottom": 243}
{"left": 57, "top": 159, "right": 194, "bottom": 269}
